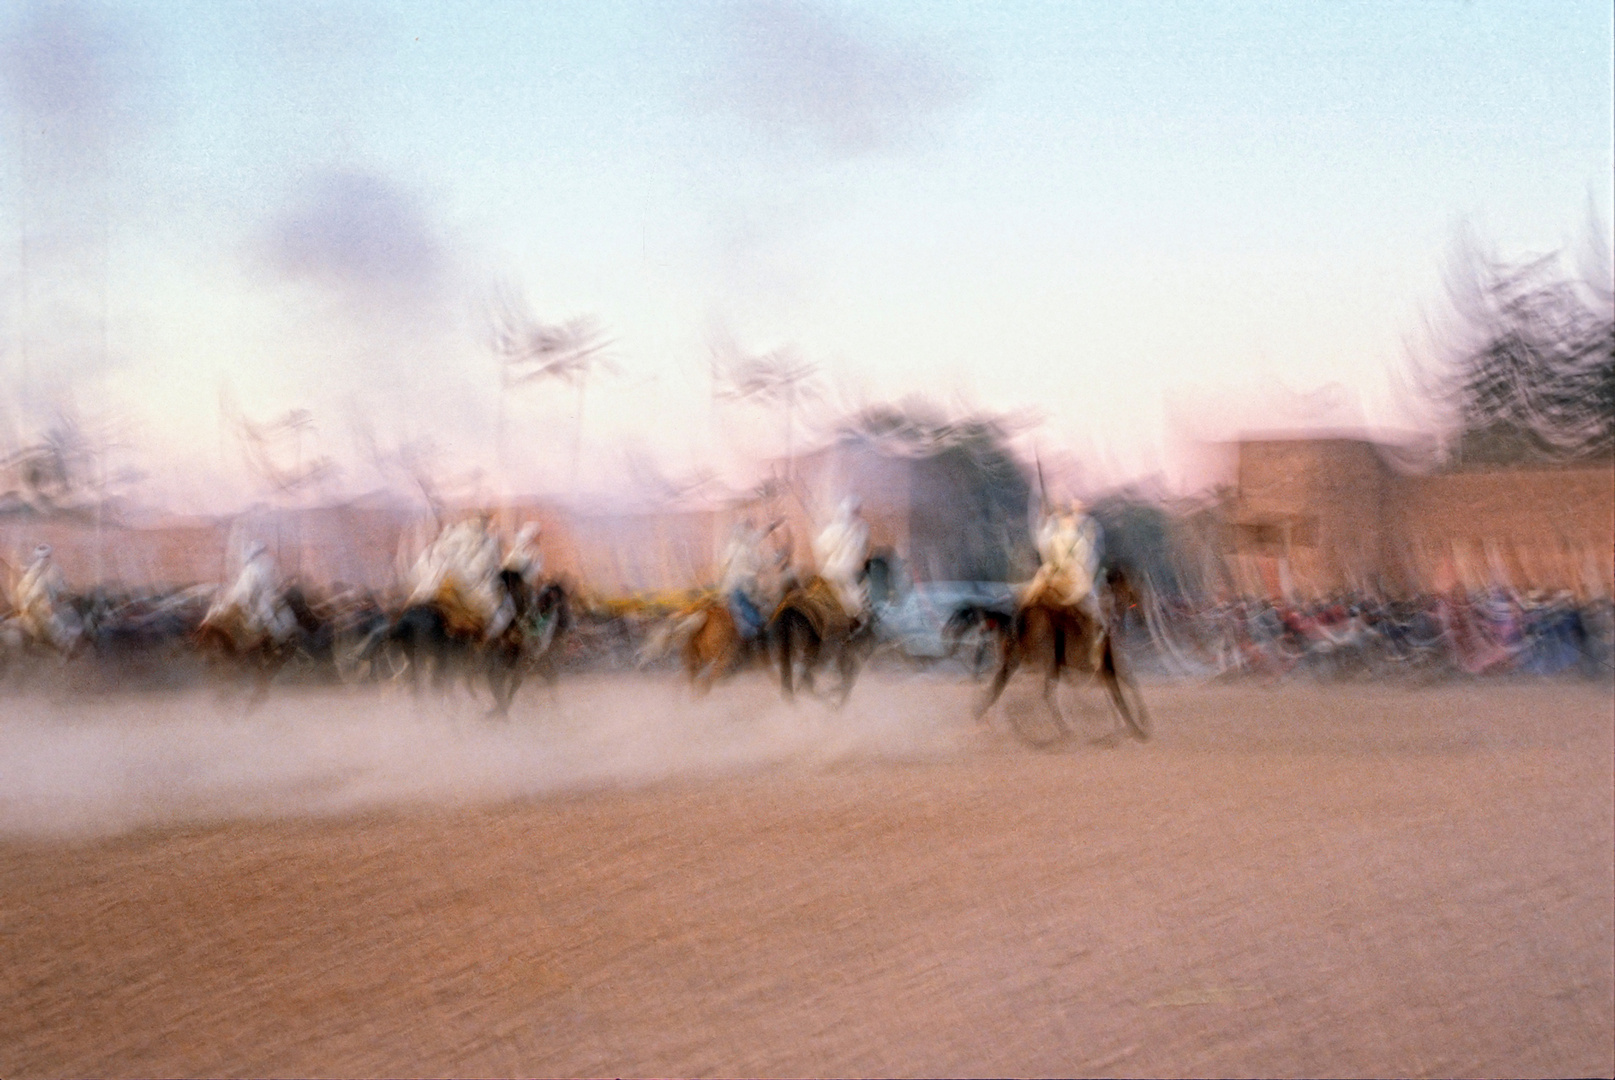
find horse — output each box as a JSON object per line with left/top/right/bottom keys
{"left": 81, "top": 587, "right": 210, "bottom": 689}
{"left": 648, "top": 592, "right": 777, "bottom": 694}
{"left": 940, "top": 603, "right": 1014, "bottom": 679}
{"left": 769, "top": 567, "right": 878, "bottom": 707}
{"left": 483, "top": 574, "right": 571, "bottom": 715}
{"left": 361, "top": 571, "right": 570, "bottom": 716}
{"left": 192, "top": 586, "right": 331, "bottom": 704}
{"left": 974, "top": 580, "right": 1149, "bottom": 746}
{"left": 0, "top": 602, "right": 86, "bottom": 685}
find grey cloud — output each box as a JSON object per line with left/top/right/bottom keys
{"left": 0, "top": 0, "right": 152, "bottom": 145}
{"left": 259, "top": 170, "right": 448, "bottom": 297}
{"left": 709, "top": 0, "right": 965, "bottom": 157}
{"left": 249, "top": 168, "right": 491, "bottom": 474}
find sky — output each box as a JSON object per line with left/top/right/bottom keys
{"left": 1, "top": 0, "right": 1611, "bottom": 511}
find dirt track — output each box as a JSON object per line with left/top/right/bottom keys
{"left": 2, "top": 674, "right": 1611, "bottom": 1078}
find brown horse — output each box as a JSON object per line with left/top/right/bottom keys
{"left": 682, "top": 600, "right": 744, "bottom": 693}
{"left": 192, "top": 586, "right": 331, "bottom": 705}
{"left": 769, "top": 576, "right": 874, "bottom": 707}
{"left": 192, "top": 609, "right": 296, "bottom": 705}
{"left": 651, "top": 595, "right": 770, "bottom": 695}
{"left": 975, "top": 594, "right": 1149, "bottom": 746}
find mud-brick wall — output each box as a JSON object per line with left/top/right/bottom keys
{"left": 1234, "top": 438, "right": 1615, "bottom": 596}
{"left": 1388, "top": 466, "right": 1615, "bottom": 593}
{"left": 1234, "top": 439, "right": 1392, "bottom": 595}
{"left": 1308, "top": 441, "right": 1390, "bottom": 594}
{"left": 0, "top": 516, "right": 230, "bottom": 592}
{"left": 1236, "top": 440, "right": 1324, "bottom": 519}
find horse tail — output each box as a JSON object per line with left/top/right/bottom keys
{"left": 641, "top": 607, "right": 706, "bottom": 669}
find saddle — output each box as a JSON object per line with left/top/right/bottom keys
{"left": 200, "top": 604, "right": 268, "bottom": 653}
{"left": 433, "top": 579, "right": 488, "bottom": 640}
{"left": 1017, "top": 589, "right": 1107, "bottom": 669}
{"left": 775, "top": 576, "right": 854, "bottom": 640}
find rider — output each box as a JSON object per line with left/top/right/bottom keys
{"left": 211, "top": 539, "right": 297, "bottom": 648}
{"left": 1026, "top": 499, "right": 1106, "bottom": 667}
{"left": 718, "top": 518, "right": 767, "bottom": 640}
{"left": 15, "top": 543, "right": 79, "bottom": 651}
{"left": 761, "top": 518, "right": 796, "bottom": 598}
{"left": 408, "top": 514, "right": 511, "bottom": 639}
{"left": 503, "top": 522, "right": 545, "bottom": 589}
{"left": 814, "top": 497, "right": 870, "bottom": 626}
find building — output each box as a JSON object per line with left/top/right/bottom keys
{"left": 1227, "top": 436, "right": 1614, "bottom": 598}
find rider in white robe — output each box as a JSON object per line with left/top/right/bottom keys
{"left": 408, "top": 516, "right": 510, "bottom": 638}
{"left": 814, "top": 498, "right": 870, "bottom": 621}
{"left": 1026, "top": 502, "right": 1106, "bottom": 665}
{"left": 213, "top": 541, "right": 297, "bottom": 646}
{"left": 16, "top": 544, "right": 81, "bottom": 651}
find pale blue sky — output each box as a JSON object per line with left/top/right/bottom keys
{"left": 2, "top": 0, "right": 1610, "bottom": 508}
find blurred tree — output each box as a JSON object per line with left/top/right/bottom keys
{"left": 1086, "top": 493, "right": 1184, "bottom": 599}
{"left": 711, "top": 339, "right": 822, "bottom": 482}
{"left": 1423, "top": 221, "right": 1614, "bottom": 466}
{"left": 488, "top": 284, "right": 614, "bottom": 490}
{"left": 0, "top": 412, "right": 131, "bottom": 513}
{"left": 838, "top": 401, "right": 1035, "bottom": 581}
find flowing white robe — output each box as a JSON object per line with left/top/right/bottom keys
{"left": 814, "top": 512, "right": 869, "bottom": 619}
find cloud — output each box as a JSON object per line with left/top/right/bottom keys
{"left": 707, "top": 0, "right": 965, "bottom": 157}
{"left": 244, "top": 167, "right": 499, "bottom": 499}
{"left": 258, "top": 169, "right": 449, "bottom": 299}
{"left": 1, "top": 3, "right": 160, "bottom": 418}
{"left": 0, "top": 0, "right": 152, "bottom": 150}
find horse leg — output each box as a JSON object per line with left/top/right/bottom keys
{"left": 799, "top": 619, "right": 823, "bottom": 696}
{"left": 246, "top": 646, "right": 281, "bottom": 711}
{"left": 682, "top": 620, "right": 703, "bottom": 686}
{"left": 486, "top": 644, "right": 520, "bottom": 718}
{"left": 1101, "top": 633, "right": 1150, "bottom": 741}
{"left": 832, "top": 633, "right": 862, "bottom": 708}
{"left": 431, "top": 635, "right": 452, "bottom": 695}
{"left": 775, "top": 612, "right": 796, "bottom": 702}
{"left": 686, "top": 615, "right": 717, "bottom": 696}
{"left": 503, "top": 650, "right": 526, "bottom": 713}
{"left": 1042, "top": 625, "right": 1068, "bottom": 734}
{"left": 697, "top": 628, "right": 737, "bottom": 696}
{"left": 397, "top": 629, "right": 423, "bottom": 696}
{"left": 975, "top": 621, "right": 1024, "bottom": 720}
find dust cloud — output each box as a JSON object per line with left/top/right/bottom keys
{"left": 0, "top": 673, "right": 982, "bottom": 840}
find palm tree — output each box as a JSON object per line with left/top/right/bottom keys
{"left": 489, "top": 286, "right": 614, "bottom": 492}
{"left": 226, "top": 404, "right": 337, "bottom": 578}
{"left": 711, "top": 341, "right": 821, "bottom": 482}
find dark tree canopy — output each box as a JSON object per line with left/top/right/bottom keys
{"left": 1087, "top": 495, "right": 1184, "bottom": 599}
{"left": 1427, "top": 228, "right": 1614, "bottom": 466}
{"left": 837, "top": 402, "right": 1035, "bottom": 581}
{"left": 1, "top": 417, "right": 97, "bottom": 513}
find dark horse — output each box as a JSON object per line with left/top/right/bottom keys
{"left": 192, "top": 586, "right": 331, "bottom": 705}
{"left": 974, "top": 579, "right": 1149, "bottom": 746}
{"left": 768, "top": 561, "right": 882, "bottom": 707}
{"left": 366, "top": 571, "right": 570, "bottom": 716}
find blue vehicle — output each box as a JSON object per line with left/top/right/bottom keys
{"left": 869, "top": 569, "right": 1017, "bottom": 675}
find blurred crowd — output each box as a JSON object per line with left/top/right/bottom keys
{"left": 1132, "top": 586, "right": 1614, "bottom": 681}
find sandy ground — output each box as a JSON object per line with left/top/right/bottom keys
{"left": 1, "top": 671, "right": 1611, "bottom": 1078}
